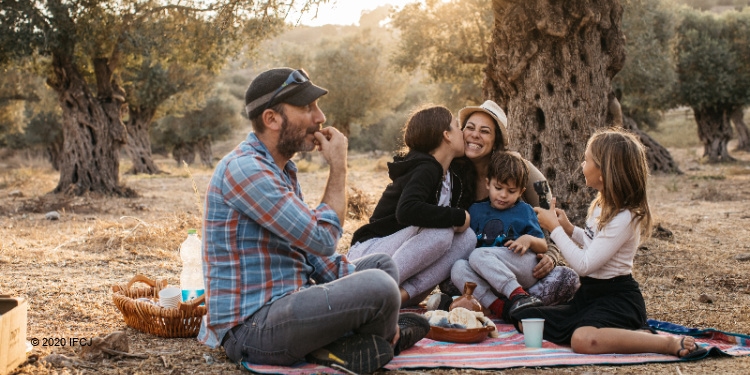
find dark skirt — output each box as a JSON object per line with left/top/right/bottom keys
{"left": 512, "top": 274, "right": 647, "bottom": 345}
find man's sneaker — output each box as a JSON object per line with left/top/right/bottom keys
{"left": 528, "top": 266, "right": 580, "bottom": 306}
{"left": 305, "top": 333, "right": 393, "bottom": 374}
{"left": 395, "top": 313, "right": 430, "bottom": 355}
{"left": 425, "top": 292, "right": 452, "bottom": 311}
{"left": 503, "top": 294, "right": 543, "bottom": 322}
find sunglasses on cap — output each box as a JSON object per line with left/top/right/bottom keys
{"left": 264, "top": 69, "right": 309, "bottom": 111}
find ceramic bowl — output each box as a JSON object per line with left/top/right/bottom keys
{"left": 425, "top": 325, "right": 495, "bottom": 343}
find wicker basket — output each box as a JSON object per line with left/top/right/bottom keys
{"left": 112, "top": 274, "right": 206, "bottom": 338}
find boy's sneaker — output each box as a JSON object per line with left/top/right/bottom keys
{"left": 425, "top": 292, "right": 452, "bottom": 311}
{"left": 305, "top": 333, "right": 393, "bottom": 374}
{"left": 395, "top": 313, "right": 431, "bottom": 355}
{"left": 503, "top": 294, "right": 543, "bottom": 323}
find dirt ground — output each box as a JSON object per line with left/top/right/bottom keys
{"left": 1, "top": 142, "right": 749, "bottom": 375}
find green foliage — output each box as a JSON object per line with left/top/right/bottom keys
{"left": 675, "top": 8, "right": 750, "bottom": 110}
{"left": 0, "top": 0, "right": 326, "bottom": 142}
{"left": 615, "top": 0, "right": 679, "bottom": 128}
{"left": 675, "top": 0, "right": 750, "bottom": 11}
{"left": 151, "top": 91, "right": 242, "bottom": 151}
{"left": 310, "top": 29, "right": 408, "bottom": 135}
{"left": 390, "top": 0, "right": 489, "bottom": 108}
{"left": 0, "top": 59, "right": 59, "bottom": 148}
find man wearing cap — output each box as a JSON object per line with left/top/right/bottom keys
{"left": 198, "top": 67, "right": 429, "bottom": 374}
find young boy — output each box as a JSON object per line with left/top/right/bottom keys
{"left": 450, "top": 151, "right": 547, "bottom": 319}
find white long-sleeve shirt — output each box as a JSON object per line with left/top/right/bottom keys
{"left": 550, "top": 206, "right": 640, "bottom": 279}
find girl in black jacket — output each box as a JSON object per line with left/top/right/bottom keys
{"left": 349, "top": 105, "right": 476, "bottom": 306}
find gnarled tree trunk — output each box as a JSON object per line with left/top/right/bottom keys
{"left": 487, "top": 0, "right": 625, "bottom": 223}
{"left": 694, "top": 106, "right": 735, "bottom": 163}
{"left": 622, "top": 116, "right": 682, "bottom": 174}
{"left": 45, "top": 132, "right": 64, "bottom": 171}
{"left": 48, "top": 53, "right": 132, "bottom": 196}
{"left": 195, "top": 137, "right": 214, "bottom": 168}
{"left": 125, "top": 107, "right": 162, "bottom": 174}
{"left": 730, "top": 106, "right": 750, "bottom": 151}
{"left": 172, "top": 142, "right": 195, "bottom": 166}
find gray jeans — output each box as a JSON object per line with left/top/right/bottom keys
{"left": 452, "top": 247, "right": 539, "bottom": 307}
{"left": 222, "top": 253, "right": 400, "bottom": 366}
{"left": 348, "top": 227, "right": 476, "bottom": 306}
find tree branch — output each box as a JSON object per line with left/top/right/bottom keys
{"left": 0, "top": 93, "right": 40, "bottom": 104}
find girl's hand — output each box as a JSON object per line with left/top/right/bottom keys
{"left": 504, "top": 235, "right": 533, "bottom": 255}
{"left": 533, "top": 197, "right": 561, "bottom": 232}
{"left": 454, "top": 210, "right": 471, "bottom": 233}
{"left": 555, "top": 204, "right": 574, "bottom": 236}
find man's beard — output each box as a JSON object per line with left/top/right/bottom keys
{"left": 277, "top": 112, "right": 319, "bottom": 159}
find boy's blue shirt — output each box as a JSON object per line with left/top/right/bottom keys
{"left": 468, "top": 200, "right": 544, "bottom": 247}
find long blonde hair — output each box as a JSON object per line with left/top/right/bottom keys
{"left": 586, "top": 128, "right": 652, "bottom": 237}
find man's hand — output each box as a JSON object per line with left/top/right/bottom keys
{"left": 316, "top": 127, "right": 348, "bottom": 225}
{"left": 314, "top": 127, "right": 347, "bottom": 171}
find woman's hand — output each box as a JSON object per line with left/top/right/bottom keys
{"left": 532, "top": 253, "right": 555, "bottom": 279}
{"left": 533, "top": 197, "right": 562, "bottom": 232}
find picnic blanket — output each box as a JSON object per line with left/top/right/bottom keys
{"left": 241, "top": 318, "right": 750, "bottom": 374}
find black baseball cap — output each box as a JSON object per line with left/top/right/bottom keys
{"left": 244, "top": 68, "right": 328, "bottom": 119}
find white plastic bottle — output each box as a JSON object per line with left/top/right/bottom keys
{"left": 180, "top": 229, "right": 205, "bottom": 302}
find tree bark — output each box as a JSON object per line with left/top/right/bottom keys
{"left": 172, "top": 142, "right": 195, "bottom": 166}
{"left": 48, "top": 53, "right": 133, "bottom": 196}
{"left": 195, "top": 137, "right": 214, "bottom": 168}
{"left": 693, "top": 106, "right": 735, "bottom": 163}
{"left": 125, "top": 107, "right": 162, "bottom": 174}
{"left": 45, "top": 132, "right": 64, "bottom": 171}
{"left": 730, "top": 106, "right": 750, "bottom": 151}
{"left": 487, "top": 0, "right": 625, "bottom": 223}
{"left": 622, "top": 116, "right": 682, "bottom": 174}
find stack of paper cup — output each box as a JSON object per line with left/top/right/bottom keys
{"left": 158, "top": 287, "right": 181, "bottom": 309}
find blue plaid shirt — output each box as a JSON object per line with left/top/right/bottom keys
{"left": 198, "top": 133, "right": 354, "bottom": 348}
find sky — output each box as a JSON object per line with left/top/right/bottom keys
{"left": 295, "top": 0, "right": 419, "bottom": 26}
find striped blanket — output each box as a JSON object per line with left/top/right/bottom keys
{"left": 241, "top": 319, "right": 750, "bottom": 374}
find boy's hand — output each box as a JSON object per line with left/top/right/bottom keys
{"left": 504, "top": 235, "right": 533, "bottom": 255}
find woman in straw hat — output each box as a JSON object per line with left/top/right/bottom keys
{"left": 446, "top": 100, "right": 580, "bottom": 317}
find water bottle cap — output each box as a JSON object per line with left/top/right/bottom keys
{"left": 187, "top": 229, "right": 197, "bottom": 235}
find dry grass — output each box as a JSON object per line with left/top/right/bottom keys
{"left": 2, "top": 140, "right": 750, "bottom": 374}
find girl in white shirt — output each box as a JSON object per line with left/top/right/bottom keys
{"left": 514, "top": 129, "right": 706, "bottom": 359}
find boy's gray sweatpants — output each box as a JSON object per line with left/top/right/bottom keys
{"left": 222, "top": 253, "right": 401, "bottom": 366}
{"left": 451, "top": 247, "right": 539, "bottom": 308}
{"left": 348, "top": 227, "right": 476, "bottom": 306}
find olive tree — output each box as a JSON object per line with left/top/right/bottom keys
{"left": 487, "top": 0, "right": 626, "bottom": 222}
{"left": 674, "top": 8, "right": 750, "bottom": 162}
{"left": 0, "top": 0, "right": 327, "bottom": 195}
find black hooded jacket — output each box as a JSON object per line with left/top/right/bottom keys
{"left": 350, "top": 151, "right": 474, "bottom": 245}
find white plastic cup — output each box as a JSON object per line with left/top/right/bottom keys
{"left": 521, "top": 318, "right": 545, "bottom": 348}
{"left": 159, "top": 287, "right": 181, "bottom": 309}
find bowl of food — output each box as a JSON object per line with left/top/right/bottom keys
{"left": 426, "top": 325, "right": 495, "bottom": 343}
